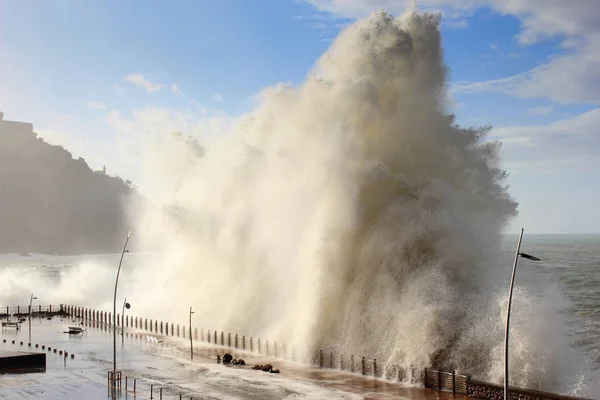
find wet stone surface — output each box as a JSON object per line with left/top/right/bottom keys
{"left": 0, "top": 317, "right": 472, "bottom": 399}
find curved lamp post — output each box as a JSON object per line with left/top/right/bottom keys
{"left": 504, "top": 228, "right": 541, "bottom": 400}
{"left": 189, "top": 306, "right": 194, "bottom": 360}
{"left": 122, "top": 299, "right": 131, "bottom": 344}
{"left": 113, "top": 231, "right": 131, "bottom": 376}
{"left": 28, "top": 294, "right": 37, "bottom": 343}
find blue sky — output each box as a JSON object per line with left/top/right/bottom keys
{"left": 1, "top": 0, "right": 599, "bottom": 234}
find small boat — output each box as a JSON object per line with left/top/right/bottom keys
{"left": 67, "top": 326, "right": 86, "bottom": 334}
{"left": 1, "top": 321, "right": 21, "bottom": 330}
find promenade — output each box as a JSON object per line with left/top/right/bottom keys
{"left": 0, "top": 316, "right": 472, "bottom": 399}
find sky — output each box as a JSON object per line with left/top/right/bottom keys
{"left": 1, "top": 0, "right": 599, "bottom": 234}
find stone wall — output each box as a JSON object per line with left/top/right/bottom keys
{"left": 467, "top": 380, "right": 592, "bottom": 400}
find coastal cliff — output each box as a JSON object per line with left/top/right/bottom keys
{"left": 0, "top": 113, "right": 141, "bottom": 255}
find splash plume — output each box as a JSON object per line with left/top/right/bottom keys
{"left": 127, "top": 10, "right": 594, "bottom": 394}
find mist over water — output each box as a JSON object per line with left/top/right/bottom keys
{"left": 1, "top": 10, "right": 598, "bottom": 397}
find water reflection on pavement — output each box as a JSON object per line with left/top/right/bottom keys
{"left": 0, "top": 317, "right": 472, "bottom": 399}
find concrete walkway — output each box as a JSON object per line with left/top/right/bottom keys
{"left": 0, "top": 317, "right": 475, "bottom": 399}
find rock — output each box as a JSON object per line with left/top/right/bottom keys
{"left": 261, "top": 364, "right": 273, "bottom": 372}
{"left": 223, "top": 353, "right": 233, "bottom": 364}
{"left": 252, "top": 364, "right": 263, "bottom": 370}
{"left": 216, "top": 355, "right": 221, "bottom": 363}
{"left": 270, "top": 369, "right": 280, "bottom": 374}
{"left": 232, "top": 359, "right": 239, "bottom": 365}
{"left": 238, "top": 359, "right": 245, "bottom": 366}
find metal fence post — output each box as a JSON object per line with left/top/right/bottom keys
{"left": 373, "top": 359, "right": 377, "bottom": 377}
{"left": 452, "top": 370, "right": 456, "bottom": 393}
{"left": 362, "top": 357, "right": 365, "bottom": 375}
{"left": 319, "top": 349, "right": 323, "bottom": 368}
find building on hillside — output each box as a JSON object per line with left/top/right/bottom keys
{"left": 0, "top": 112, "right": 36, "bottom": 139}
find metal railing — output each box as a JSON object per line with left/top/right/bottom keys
{"left": 424, "top": 368, "right": 468, "bottom": 393}
{"left": 1, "top": 304, "right": 66, "bottom": 317}
{"left": 64, "top": 304, "right": 421, "bottom": 383}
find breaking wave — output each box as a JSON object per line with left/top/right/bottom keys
{"left": 2, "top": 9, "right": 597, "bottom": 397}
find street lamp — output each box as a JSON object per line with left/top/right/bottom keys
{"left": 28, "top": 294, "right": 37, "bottom": 342}
{"left": 189, "top": 306, "right": 194, "bottom": 360}
{"left": 113, "top": 231, "right": 131, "bottom": 377}
{"left": 122, "top": 299, "right": 131, "bottom": 344}
{"left": 504, "top": 228, "right": 541, "bottom": 400}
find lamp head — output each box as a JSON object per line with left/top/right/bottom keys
{"left": 125, "top": 302, "right": 131, "bottom": 309}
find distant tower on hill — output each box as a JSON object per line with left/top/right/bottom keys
{"left": 95, "top": 165, "right": 107, "bottom": 175}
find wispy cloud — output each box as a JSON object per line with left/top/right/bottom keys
{"left": 85, "top": 101, "right": 107, "bottom": 110}
{"left": 171, "top": 84, "right": 184, "bottom": 95}
{"left": 125, "top": 74, "right": 165, "bottom": 93}
{"left": 213, "top": 93, "right": 225, "bottom": 103}
{"left": 526, "top": 106, "right": 554, "bottom": 115}
{"left": 444, "top": 19, "right": 469, "bottom": 29}
{"left": 494, "top": 108, "right": 600, "bottom": 171}
{"left": 114, "top": 84, "right": 125, "bottom": 94}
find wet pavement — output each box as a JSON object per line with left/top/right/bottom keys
{"left": 0, "top": 317, "right": 474, "bottom": 399}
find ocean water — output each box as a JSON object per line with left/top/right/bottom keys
{"left": 508, "top": 234, "right": 600, "bottom": 362}
{"left": 0, "top": 233, "right": 599, "bottom": 398}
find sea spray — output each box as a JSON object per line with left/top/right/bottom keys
{"left": 1, "top": 9, "right": 598, "bottom": 397}
{"left": 134, "top": 9, "right": 523, "bottom": 379}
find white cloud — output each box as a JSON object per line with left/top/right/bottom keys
{"left": 125, "top": 74, "right": 165, "bottom": 93}
{"left": 85, "top": 101, "right": 107, "bottom": 110}
{"left": 444, "top": 19, "right": 468, "bottom": 29}
{"left": 526, "top": 106, "right": 554, "bottom": 115}
{"left": 171, "top": 84, "right": 183, "bottom": 95}
{"left": 494, "top": 108, "right": 600, "bottom": 171}
{"left": 490, "top": 43, "right": 498, "bottom": 50}
{"left": 213, "top": 93, "right": 224, "bottom": 103}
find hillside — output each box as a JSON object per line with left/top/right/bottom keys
{"left": 0, "top": 113, "right": 141, "bottom": 255}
